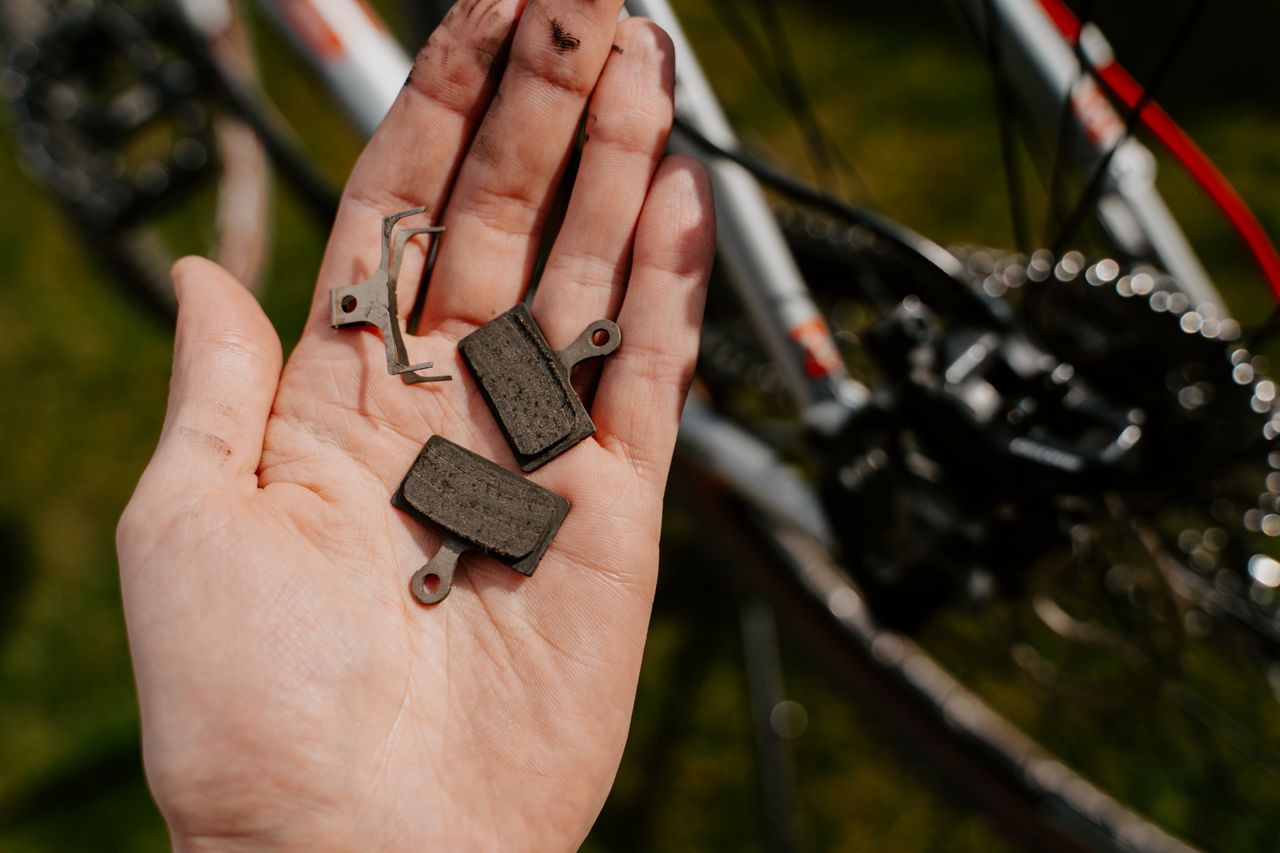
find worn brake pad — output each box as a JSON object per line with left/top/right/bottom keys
{"left": 460, "top": 304, "right": 620, "bottom": 471}
{"left": 393, "top": 435, "right": 570, "bottom": 604}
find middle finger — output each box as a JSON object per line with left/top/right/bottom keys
{"left": 417, "top": 0, "right": 626, "bottom": 337}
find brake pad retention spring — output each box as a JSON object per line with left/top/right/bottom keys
{"left": 329, "top": 207, "right": 451, "bottom": 384}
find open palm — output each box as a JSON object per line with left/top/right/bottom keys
{"left": 115, "top": 2, "right": 713, "bottom": 849}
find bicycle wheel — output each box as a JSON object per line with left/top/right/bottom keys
{"left": 657, "top": 1, "right": 1280, "bottom": 850}
{"left": 2, "top": 0, "right": 272, "bottom": 316}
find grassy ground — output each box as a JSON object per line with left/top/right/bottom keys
{"left": 3, "top": 0, "right": 1279, "bottom": 849}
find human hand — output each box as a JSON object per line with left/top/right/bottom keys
{"left": 115, "top": 1, "right": 713, "bottom": 848}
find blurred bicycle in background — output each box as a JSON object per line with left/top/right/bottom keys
{"left": 3, "top": 0, "right": 1279, "bottom": 849}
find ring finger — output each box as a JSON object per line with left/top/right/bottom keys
{"left": 529, "top": 17, "right": 675, "bottom": 352}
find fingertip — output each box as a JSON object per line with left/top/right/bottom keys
{"left": 594, "top": 18, "right": 675, "bottom": 133}
{"left": 169, "top": 255, "right": 282, "bottom": 375}
{"left": 171, "top": 255, "right": 254, "bottom": 308}
{"left": 654, "top": 154, "right": 714, "bottom": 205}
{"left": 170, "top": 254, "right": 206, "bottom": 302}
{"left": 611, "top": 16, "right": 675, "bottom": 83}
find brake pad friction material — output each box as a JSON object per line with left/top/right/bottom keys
{"left": 460, "top": 304, "right": 620, "bottom": 471}
{"left": 393, "top": 435, "right": 570, "bottom": 604}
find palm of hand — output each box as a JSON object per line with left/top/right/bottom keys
{"left": 116, "top": 2, "right": 713, "bottom": 849}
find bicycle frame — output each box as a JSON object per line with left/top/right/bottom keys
{"left": 243, "top": 0, "right": 1223, "bottom": 424}
{"left": 252, "top": 0, "right": 409, "bottom": 135}
{"left": 951, "top": 0, "right": 1219, "bottom": 308}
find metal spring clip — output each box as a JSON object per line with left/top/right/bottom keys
{"left": 329, "top": 207, "right": 451, "bottom": 383}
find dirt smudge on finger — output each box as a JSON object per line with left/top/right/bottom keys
{"left": 178, "top": 427, "right": 233, "bottom": 461}
{"left": 549, "top": 17, "right": 581, "bottom": 54}
{"left": 474, "top": 20, "right": 515, "bottom": 74}
{"left": 470, "top": 90, "right": 502, "bottom": 163}
{"left": 471, "top": 128, "right": 498, "bottom": 163}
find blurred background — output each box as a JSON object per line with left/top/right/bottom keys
{"left": 2, "top": 0, "right": 1279, "bottom": 849}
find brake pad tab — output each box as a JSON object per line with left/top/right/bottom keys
{"left": 393, "top": 435, "right": 570, "bottom": 604}
{"left": 460, "top": 304, "right": 620, "bottom": 471}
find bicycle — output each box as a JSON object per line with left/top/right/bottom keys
{"left": 3, "top": 0, "right": 1278, "bottom": 850}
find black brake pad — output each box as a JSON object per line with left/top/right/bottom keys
{"left": 393, "top": 435, "right": 570, "bottom": 604}
{"left": 459, "top": 304, "right": 620, "bottom": 471}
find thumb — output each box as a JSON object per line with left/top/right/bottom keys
{"left": 147, "top": 256, "right": 283, "bottom": 495}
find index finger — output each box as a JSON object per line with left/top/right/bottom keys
{"left": 304, "top": 0, "right": 526, "bottom": 332}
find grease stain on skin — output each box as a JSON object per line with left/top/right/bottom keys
{"left": 179, "top": 427, "right": 233, "bottom": 461}
{"left": 471, "top": 89, "right": 502, "bottom": 162}
{"left": 471, "top": 128, "right": 499, "bottom": 163}
{"left": 549, "top": 17, "right": 581, "bottom": 54}
{"left": 474, "top": 20, "right": 514, "bottom": 74}
{"left": 435, "top": 0, "right": 510, "bottom": 74}
{"left": 475, "top": 34, "right": 503, "bottom": 71}
{"left": 468, "top": 0, "right": 503, "bottom": 22}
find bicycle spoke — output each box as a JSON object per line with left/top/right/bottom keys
{"left": 1164, "top": 682, "right": 1280, "bottom": 781}
{"left": 978, "top": 0, "right": 1032, "bottom": 254}
{"left": 706, "top": 0, "right": 873, "bottom": 201}
{"left": 1050, "top": 0, "right": 1207, "bottom": 255}
{"left": 1041, "top": 0, "right": 1093, "bottom": 249}
{"left": 754, "top": 0, "right": 846, "bottom": 191}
